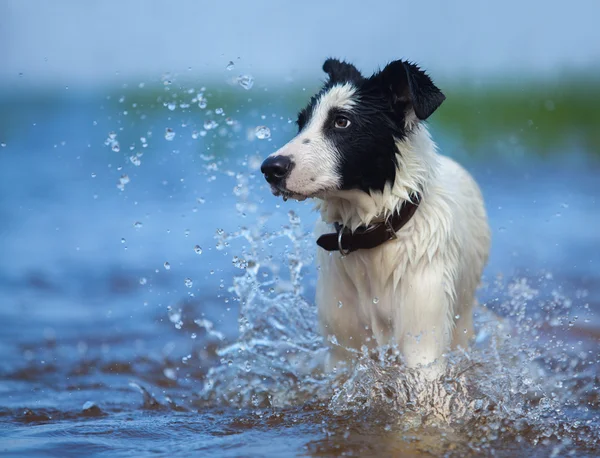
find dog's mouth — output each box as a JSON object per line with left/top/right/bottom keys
{"left": 269, "top": 184, "right": 310, "bottom": 202}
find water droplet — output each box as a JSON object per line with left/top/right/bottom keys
{"left": 191, "top": 333, "right": 197, "bottom": 339}
{"left": 111, "top": 142, "right": 120, "bottom": 152}
{"left": 204, "top": 120, "right": 218, "bottom": 130}
{"left": 167, "top": 306, "right": 182, "bottom": 328}
{"left": 164, "top": 262, "right": 171, "bottom": 270}
{"left": 191, "top": 130, "right": 199, "bottom": 139}
{"left": 133, "top": 221, "right": 143, "bottom": 229}
{"left": 163, "top": 368, "right": 177, "bottom": 380}
{"left": 338, "top": 301, "right": 343, "bottom": 308}
{"left": 232, "top": 256, "right": 248, "bottom": 269}
{"left": 117, "top": 174, "right": 130, "bottom": 191}
{"left": 237, "top": 74, "right": 254, "bottom": 90}
{"left": 165, "top": 128, "right": 175, "bottom": 141}
{"left": 372, "top": 297, "right": 379, "bottom": 304}
{"left": 455, "top": 314, "right": 461, "bottom": 320}
{"left": 129, "top": 155, "right": 141, "bottom": 166}
{"left": 139, "top": 277, "right": 147, "bottom": 285}
{"left": 166, "top": 101, "right": 176, "bottom": 111}
{"left": 194, "top": 245, "right": 203, "bottom": 255}
{"left": 255, "top": 126, "right": 271, "bottom": 140}
{"left": 1, "top": 142, "right": 6, "bottom": 148}
{"left": 120, "top": 238, "right": 126, "bottom": 244}
{"left": 328, "top": 335, "right": 339, "bottom": 346}
{"left": 225, "top": 117, "right": 236, "bottom": 126}
{"left": 226, "top": 61, "right": 235, "bottom": 71}
{"left": 184, "top": 278, "right": 193, "bottom": 288}
{"left": 91, "top": 172, "right": 97, "bottom": 178}
{"left": 194, "top": 318, "right": 225, "bottom": 340}
{"left": 215, "top": 108, "right": 224, "bottom": 115}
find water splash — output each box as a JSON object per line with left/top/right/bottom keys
{"left": 112, "top": 79, "right": 597, "bottom": 453}
{"left": 198, "top": 169, "right": 599, "bottom": 452}
{"left": 202, "top": 210, "right": 330, "bottom": 407}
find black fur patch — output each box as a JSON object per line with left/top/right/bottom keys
{"left": 297, "top": 59, "right": 364, "bottom": 131}
{"left": 296, "top": 58, "right": 445, "bottom": 193}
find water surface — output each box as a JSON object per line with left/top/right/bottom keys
{"left": 0, "top": 81, "right": 599, "bottom": 457}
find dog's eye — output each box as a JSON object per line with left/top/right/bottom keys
{"left": 334, "top": 116, "right": 351, "bottom": 129}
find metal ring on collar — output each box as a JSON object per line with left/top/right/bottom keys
{"left": 337, "top": 227, "right": 351, "bottom": 256}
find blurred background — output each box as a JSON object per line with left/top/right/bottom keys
{"left": 1, "top": 1, "right": 599, "bottom": 456}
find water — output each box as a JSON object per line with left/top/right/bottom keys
{"left": 0, "top": 79, "right": 599, "bottom": 457}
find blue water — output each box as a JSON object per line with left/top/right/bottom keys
{"left": 0, "top": 89, "right": 599, "bottom": 457}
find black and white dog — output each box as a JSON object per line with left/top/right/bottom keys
{"left": 261, "top": 59, "right": 490, "bottom": 377}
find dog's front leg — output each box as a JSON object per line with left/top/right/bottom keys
{"left": 395, "top": 262, "right": 454, "bottom": 379}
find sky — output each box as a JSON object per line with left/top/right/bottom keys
{"left": 2, "top": 0, "right": 600, "bottom": 89}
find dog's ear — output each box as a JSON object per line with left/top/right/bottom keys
{"left": 376, "top": 60, "right": 445, "bottom": 120}
{"left": 322, "top": 58, "right": 363, "bottom": 84}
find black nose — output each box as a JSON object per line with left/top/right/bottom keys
{"left": 261, "top": 155, "right": 292, "bottom": 184}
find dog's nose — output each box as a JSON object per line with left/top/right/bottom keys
{"left": 261, "top": 155, "right": 292, "bottom": 184}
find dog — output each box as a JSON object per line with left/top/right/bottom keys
{"left": 261, "top": 58, "right": 490, "bottom": 377}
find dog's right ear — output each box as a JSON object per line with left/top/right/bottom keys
{"left": 322, "top": 58, "right": 363, "bottom": 84}
{"left": 375, "top": 60, "right": 445, "bottom": 121}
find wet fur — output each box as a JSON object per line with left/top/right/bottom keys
{"left": 262, "top": 59, "right": 490, "bottom": 376}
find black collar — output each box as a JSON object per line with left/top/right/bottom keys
{"left": 316, "top": 193, "right": 421, "bottom": 255}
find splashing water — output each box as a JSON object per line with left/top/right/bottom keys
{"left": 198, "top": 175, "right": 599, "bottom": 454}
{"left": 89, "top": 77, "right": 600, "bottom": 455}
{"left": 74, "top": 77, "right": 600, "bottom": 455}
{"left": 202, "top": 210, "right": 330, "bottom": 407}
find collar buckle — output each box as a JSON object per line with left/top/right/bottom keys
{"left": 337, "top": 226, "right": 351, "bottom": 256}
{"left": 385, "top": 218, "right": 398, "bottom": 239}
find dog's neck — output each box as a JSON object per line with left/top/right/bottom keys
{"left": 315, "top": 124, "right": 439, "bottom": 231}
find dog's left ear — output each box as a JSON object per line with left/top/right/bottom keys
{"left": 323, "top": 58, "right": 363, "bottom": 84}
{"left": 376, "top": 60, "right": 445, "bottom": 120}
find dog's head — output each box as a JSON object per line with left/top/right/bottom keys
{"left": 261, "top": 58, "right": 445, "bottom": 202}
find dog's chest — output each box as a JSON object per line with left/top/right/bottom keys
{"left": 315, "top": 223, "right": 414, "bottom": 349}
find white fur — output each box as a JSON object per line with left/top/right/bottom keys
{"left": 267, "top": 84, "right": 356, "bottom": 196}
{"left": 315, "top": 124, "right": 490, "bottom": 376}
